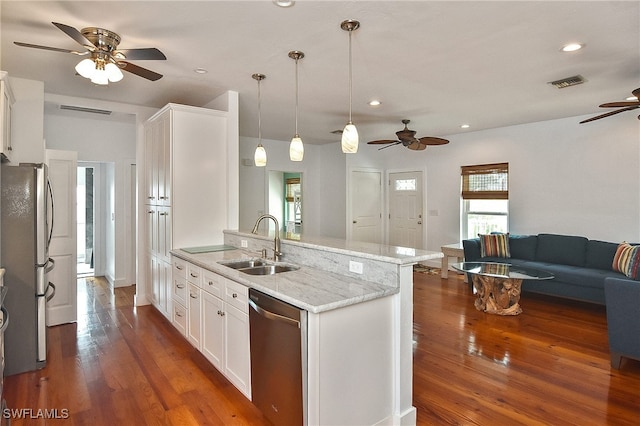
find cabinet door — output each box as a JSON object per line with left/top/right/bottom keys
{"left": 188, "top": 283, "right": 202, "bottom": 350}
{"left": 160, "top": 260, "right": 171, "bottom": 318}
{"left": 150, "top": 256, "right": 159, "bottom": 306}
{"left": 224, "top": 304, "right": 251, "bottom": 398}
{"left": 146, "top": 207, "right": 157, "bottom": 255}
{"left": 144, "top": 122, "right": 155, "bottom": 203}
{"left": 159, "top": 115, "right": 171, "bottom": 206}
{"left": 202, "top": 291, "right": 225, "bottom": 370}
{"left": 158, "top": 206, "right": 171, "bottom": 262}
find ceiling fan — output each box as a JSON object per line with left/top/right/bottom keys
{"left": 367, "top": 119, "right": 449, "bottom": 151}
{"left": 14, "top": 22, "right": 166, "bottom": 83}
{"left": 579, "top": 88, "right": 640, "bottom": 124}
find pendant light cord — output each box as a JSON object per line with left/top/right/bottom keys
{"left": 258, "top": 78, "right": 262, "bottom": 142}
{"left": 295, "top": 57, "right": 299, "bottom": 135}
{"left": 348, "top": 29, "right": 353, "bottom": 123}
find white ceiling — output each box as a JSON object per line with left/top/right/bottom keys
{"left": 2, "top": 1, "right": 639, "bottom": 145}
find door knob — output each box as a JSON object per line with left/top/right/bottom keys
{"left": 352, "top": 220, "right": 357, "bottom": 224}
{"left": 418, "top": 221, "right": 422, "bottom": 224}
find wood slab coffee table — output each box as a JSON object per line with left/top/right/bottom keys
{"left": 452, "top": 262, "right": 554, "bottom": 315}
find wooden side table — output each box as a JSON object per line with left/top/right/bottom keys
{"left": 441, "top": 243, "right": 465, "bottom": 281}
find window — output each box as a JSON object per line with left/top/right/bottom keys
{"left": 461, "top": 163, "right": 509, "bottom": 239}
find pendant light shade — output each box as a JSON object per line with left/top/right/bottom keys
{"left": 341, "top": 19, "right": 360, "bottom": 154}
{"left": 252, "top": 73, "right": 267, "bottom": 167}
{"left": 289, "top": 50, "right": 305, "bottom": 161}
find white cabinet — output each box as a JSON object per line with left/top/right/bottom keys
{"left": 170, "top": 256, "right": 251, "bottom": 399}
{"left": 171, "top": 257, "right": 188, "bottom": 337}
{"left": 0, "top": 71, "right": 15, "bottom": 163}
{"left": 188, "top": 283, "right": 202, "bottom": 349}
{"left": 144, "top": 103, "right": 230, "bottom": 319}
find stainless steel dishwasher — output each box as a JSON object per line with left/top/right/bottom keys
{"left": 249, "top": 288, "right": 307, "bottom": 425}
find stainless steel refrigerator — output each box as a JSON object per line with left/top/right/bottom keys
{"left": 1, "top": 162, "right": 55, "bottom": 376}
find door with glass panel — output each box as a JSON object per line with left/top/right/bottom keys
{"left": 388, "top": 171, "right": 423, "bottom": 249}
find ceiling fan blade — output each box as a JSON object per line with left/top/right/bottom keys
{"left": 407, "top": 141, "right": 426, "bottom": 151}
{"left": 367, "top": 139, "right": 397, "bottom": 145}
{"left": 377, "top": 141, "right": 402, "bottom": 151}
{"left": 14, "top": 41, "right": 87, "bottom": 55}
{"left": 118, "top": 61, "right": 163, "bottom": 81}
{"left": 579, "top": 106, "right": 639, "bottom": 124}
{"left": 599, "top": 101, "right": 640, "bottom": 108}
{"left": 418, "top": 136, "right": 449, "bottom": 146}
{"left": 632, "top": 88, "right": 640, "bottom": 98}
{"left": 114, "top": 48, "right": 166, "bottom": 61}
{"left": 52, "top": 22, "right": 96, "bottom": 49}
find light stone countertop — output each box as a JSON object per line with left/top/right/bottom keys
{"left": 171, "top": 247, "right": 399, "bottom": 314}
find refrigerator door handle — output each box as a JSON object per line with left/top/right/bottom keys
{"left": 0, "top": 306, "right": 9, "bottom": 333}
{"left": 45, "top": 257, "right": 55, "bottom": 273}
{"left": 45, "top": 283, "right": 56, "bottom": 302}
{"left": 47, "top": 179, "right": 55, "bottom": 250}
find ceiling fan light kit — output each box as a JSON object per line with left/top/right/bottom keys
{"left": 289, "top": 50, "right": 305, "bottom": 162}
{"left": 252, "top": 73, "right": 267, "bottom": 167}
{"left": 341, "top": 19, "right": 360, "bottom": 154}
{"left": 15, "top": 22, "right": 166, "bottom": 85}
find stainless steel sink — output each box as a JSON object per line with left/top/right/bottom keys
{"left": 218, "top": 259, "right": 269, "bottom": 269}
{"left": 238, "top": 264, "right": 299, "bottom": 276}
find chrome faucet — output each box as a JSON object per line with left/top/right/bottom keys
{"left": 251, "top": 214, "right": 282, "bottom": 261}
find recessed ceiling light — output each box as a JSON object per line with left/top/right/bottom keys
{"left": 194, "top": 68, "right": 208, "bottom": 74}
{"left": 273, "top": 0, "right": 294, "bottom": 7}
{"left": 460, "top": 124, "right": 470, "bottom": 129}
{"left": 368, "top": 100, "right": 381, "bottom": 106}
{"left": 561, "top": 43, "right": 584, "bottom": 52}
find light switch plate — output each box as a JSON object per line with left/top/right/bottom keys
{"left": 241, "top": 239, "right": 248, "bottom": 248}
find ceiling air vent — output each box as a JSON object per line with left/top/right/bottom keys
{"left": 60, "top": 105, "right": 112, "bottom": 115}
{"left": 549, "top": 75, "right": 586, "bottom": 89}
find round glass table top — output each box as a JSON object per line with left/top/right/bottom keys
{"left": 451, "top": 262, "right": 555, "bottom": 280}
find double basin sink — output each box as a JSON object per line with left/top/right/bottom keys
{"left": 218, "top": 258, "right": 299, "bottom": 276}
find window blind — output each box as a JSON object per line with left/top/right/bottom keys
{"left": 461, "top": 162, "right": 508, "bottom": 200}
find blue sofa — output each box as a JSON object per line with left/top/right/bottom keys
{"left": 604, "top": 277, "right": 640, "bottom": 368}
{"left": 462, "top": 233, "right": 631, "bottom": 305}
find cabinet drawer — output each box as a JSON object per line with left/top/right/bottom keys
{"left": 173, "top": 257, "right": 187, "bottom": 278}
{"left": 173, "top": 302, "right": 187, "bottom": 337}
{"left": 225, "top": 280, "right": 248, "bottom": 314}
{"left": 203, "top": 269, "right": 224, "bottom": 299}
{"left": 173, "top": 275, "right": 187, "bottom": 306}
{"left": 187, "top": 263, "right": 202, "bottom": 286}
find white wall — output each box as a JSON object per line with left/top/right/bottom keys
{"left": 239, "top": 136, "right": 346, "bottom": 238}
{"left": 242, "top": 113, "right": 639, "bottom": 253}
{"left": 43, "top": 95, "right": 156, "bottom": 287}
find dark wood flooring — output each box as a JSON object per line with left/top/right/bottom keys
{"left": 4, "top": 271, "right": 639, "bottom": 425}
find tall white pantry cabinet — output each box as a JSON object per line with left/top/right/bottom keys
{"left": 144, "top": 102, "right": 234, "bottom": 319}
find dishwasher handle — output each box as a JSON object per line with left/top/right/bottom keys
{"left": 249, "top": 298, "right": 300, "bottom": 328}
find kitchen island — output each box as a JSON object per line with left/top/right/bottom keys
{"left": 169, "top": 230, "right": 442, "bottom": 425}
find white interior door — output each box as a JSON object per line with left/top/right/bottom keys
{"left": 350, "top": 170, "right": 382, "bottom": 244}
{"left": 388, "top": 171, "right": 423, "bottom": 249}
{"left": 46, "top": 149, "right": 78, "bottom": 326}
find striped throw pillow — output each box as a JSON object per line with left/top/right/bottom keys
{"left": 612, "top": 242, "right": 640, "bottom": 280}
{"left": 479, "top": 233, "right": 511, "bottom": 258}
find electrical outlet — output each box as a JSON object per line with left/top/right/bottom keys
{"left": 349, "top": 260, "right": 363, "bottom": 274}
{"left": 241, "top": 239, "right": 248, "bottom": 248}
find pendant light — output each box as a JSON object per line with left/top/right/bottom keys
{"left": 289, "top": 50, "right": 304, "bottom": 161}
{"left": 252, "top": 73, "right": 267, "bottom": 167}
{"left": 341, "top": 19, "right": 360, "bottom": 153}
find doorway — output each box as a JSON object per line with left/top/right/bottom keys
{"left": 77, "top": 165, "right": 94, "bottom": 277}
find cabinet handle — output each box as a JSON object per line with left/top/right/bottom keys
{"left": 176, "top": 284, "right": 185, "bottom": 289}
{"left": 218, "top": 310, "right": 225, "bottom": 317}
{"left": 176, "top": 311, "right": 183, "bottom": 317}
{"left": 190, "top": 272, "right": 198, "bottom": 278}
{"left": 190, "top": 293, "right": 198, "bottom": 299}
{"left": 176, "top": 265, "right": 184, "bottom": 270}
{"left": 232, "top": 293, "right": 238, "bottom": 298}
{"left": 148, "top": 210, "right": 155, "bottom": 214}
{"left": 208, "top": 281, "right": 214, "bottom": 286}
{"left": 148, "top": 196, "right": 155, "bottom": 200}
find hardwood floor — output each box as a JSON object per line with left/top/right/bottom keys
{"left": 4, "top": 272, "right": 639, "bottom": 425}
